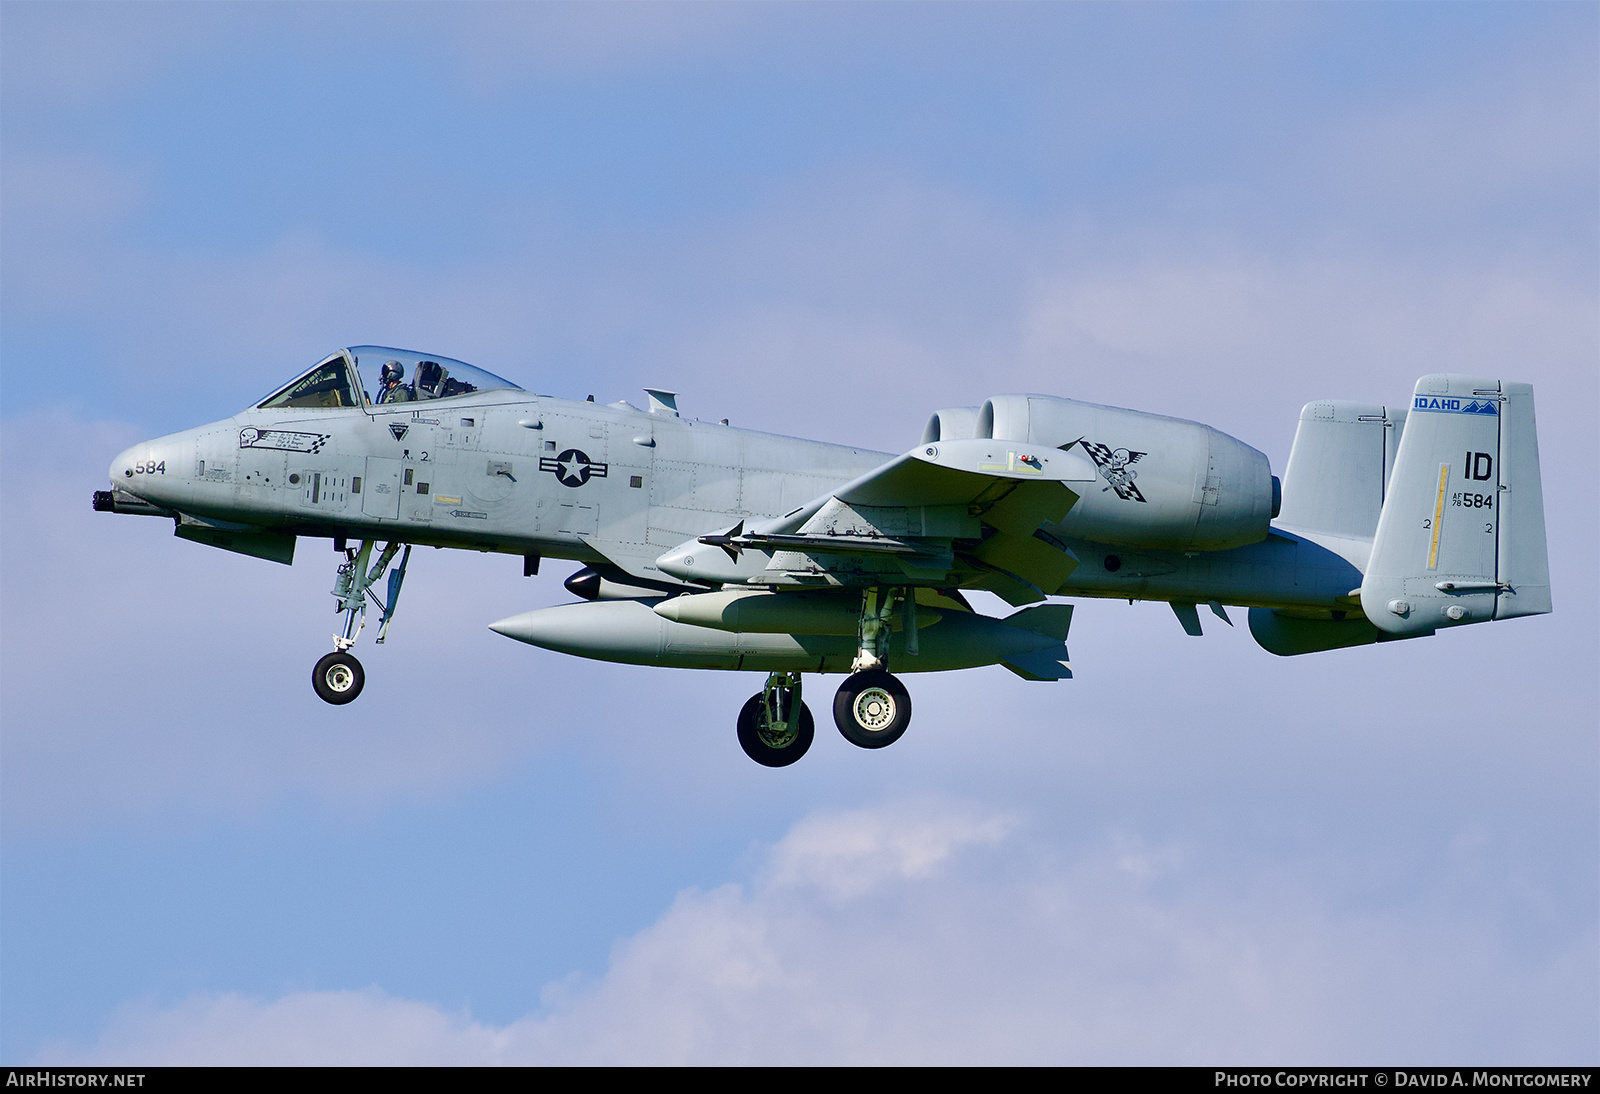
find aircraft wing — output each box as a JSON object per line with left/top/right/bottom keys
{"left": 661, "top": 439, "right": 1098, "bottom": 604}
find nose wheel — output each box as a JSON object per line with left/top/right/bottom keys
{"left": 312, "top": 650, "right": 365, "bottom": 705}
{"left": 834, "top": 669, "right": 911, "bottom": 749}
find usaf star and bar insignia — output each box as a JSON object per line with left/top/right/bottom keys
{"left": 540, "top": 449, "right": 609, "bottom": 487}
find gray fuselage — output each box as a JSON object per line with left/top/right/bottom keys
{"left": 113, "top": 387, "right": 1360, "bottom": 613}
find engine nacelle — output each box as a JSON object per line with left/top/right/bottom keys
{"left": 920, "top": 407, "right": 983, "bottom": 443}
{"left": 978, "top": 394, "right": 1275, "bottom": 551}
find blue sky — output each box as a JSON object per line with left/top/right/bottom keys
{"left": 2, "top": 1, "right": 1595, "bottom": 1063}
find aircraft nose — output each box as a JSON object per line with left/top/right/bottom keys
{"left": 109, "top": 436, "right": 189, "bottom": 507}
{"left": 109, "top": 444, "right": 141, "bottom": 487}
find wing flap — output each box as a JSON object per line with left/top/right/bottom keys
{"left": 966, "top": 531, "right": 1080, "bottom": 595}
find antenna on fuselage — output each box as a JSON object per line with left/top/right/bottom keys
{"left": 644, "top": 389, "right": 679, "bottom": 417}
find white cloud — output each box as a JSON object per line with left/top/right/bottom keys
{"left": 761, "top": 799, "right": 1013, "bottom": 899}
{"left": 40, "top": 799, "right": 1598, "bottom": 1065}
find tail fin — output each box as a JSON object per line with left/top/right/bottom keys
{"left": 1360, "top": 375, "right": 1550, "bottom": 637}
{"left": 1276, "top": 400, "right": 1404, "bottom": 540}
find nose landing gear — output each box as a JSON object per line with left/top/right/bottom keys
{"left": 312, "top": 539, "right": 411, "bottom": 705}
{"left": 312, "top": 650, "right": 365, "bottom": 704}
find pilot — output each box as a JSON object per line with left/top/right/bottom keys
{"left": 376, "top": 360, "right": 413, "bottom": 404}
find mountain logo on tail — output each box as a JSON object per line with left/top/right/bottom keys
{"left": 1414, "top": 396, "right": 1498, "bottom": 415}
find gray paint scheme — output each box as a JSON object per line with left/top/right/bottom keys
{"left": 101, "top": 350, "right": 1551, "bottom": 679}
{"left": 1361, "top": 374, "right": 1551, "bottom": 636}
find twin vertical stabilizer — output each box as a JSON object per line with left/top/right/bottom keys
{"left": 1360, "top": 375, "right": 1551, "bottom": 637}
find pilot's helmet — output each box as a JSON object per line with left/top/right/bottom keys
{"left": 381, "top": 360, "right": 404, "bottom": 384}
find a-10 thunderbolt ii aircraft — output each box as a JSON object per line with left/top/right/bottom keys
{"left": 96, "top": 347, "right": 1551, "bottom": 766}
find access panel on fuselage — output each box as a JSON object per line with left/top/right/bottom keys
{"left": 529, "top": 413, "right": 612, "bottom": 543}
{"left": 362, "top": 457, "right": 404, "bottom": 520}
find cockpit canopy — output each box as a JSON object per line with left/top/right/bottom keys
{"left": 256, "top": 347, "right": 522, "bottom": 410}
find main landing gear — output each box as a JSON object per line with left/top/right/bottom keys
{"left": 734, "top": 587, "right": 915, "bottom": 766}
{"left": 737, "top": 672, "right": 815, "bottom": 767}
{"left": 833, "top": 669, "right": 911, "bottom": 749}
{"left": 312, "top": 539, "right": 411, "bottom": 705}
{"left": 832, "top": 586, "right": 913, "bottom": 747}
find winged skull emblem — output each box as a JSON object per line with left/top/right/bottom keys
{"left": 1078, "top": 442, "right": 1148, "bottom": 502}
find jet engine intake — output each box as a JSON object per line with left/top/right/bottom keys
{"left": 919, "top": 407, "right": 982, "bottom": 444}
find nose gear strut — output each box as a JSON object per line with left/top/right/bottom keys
{"left": 315, "top": 539, "right": 412, "bottom": 704}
